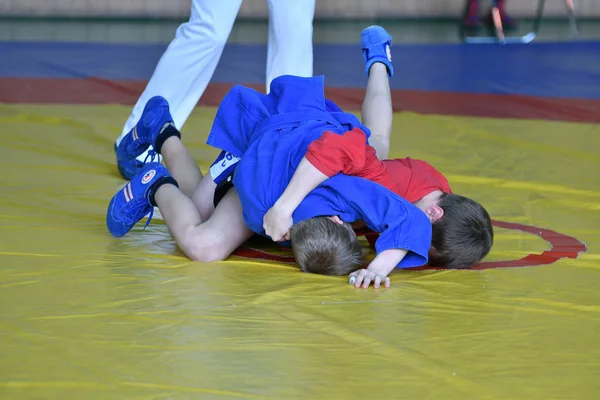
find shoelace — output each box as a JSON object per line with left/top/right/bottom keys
{"left": 143, "top": 207, "right": 155, "bottom": 230}
{"left": 125, "top": 135, "right": 160, "bottom": 165}
{"left": 143, "top": 149, "right": 159, "bottom": 164}
{"left": 123, "top": 198, "right": 155, "bottom": 230}
{"left": 135, "top": 121, "right": 173, "bottom": 165}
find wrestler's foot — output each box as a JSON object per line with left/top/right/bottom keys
{"left": 106, "top": 162, "right": 178, "bottom": 237}
{"left": 115, "top": 96, "right": 174, "bottom": 180}
{"left": 361, "top": 25, "right": 394, "bottom": 77}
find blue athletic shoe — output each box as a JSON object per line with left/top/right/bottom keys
{"left": 107, "top": 162, "right": 171, "bottom": 237}
{"left": 361, "top": 25, "right": 394, "bottom": 77}
{"left": 114, "top": 142, "right": 146, "bottom": 182}
{"left": 115, "top": 96, "right": 173, "bottom": 180}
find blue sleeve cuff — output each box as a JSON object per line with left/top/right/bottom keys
{"left": 375, "top": 240, "right": 429, "bottom": 269}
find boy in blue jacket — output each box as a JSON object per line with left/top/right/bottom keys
{"left": 107, "top": 73, "right": 432, "bottom": 289}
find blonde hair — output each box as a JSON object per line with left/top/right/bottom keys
{"left": 290, "top": 217, "right": 364, "bottom": 275}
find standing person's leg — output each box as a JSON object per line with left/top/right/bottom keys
{"left": 265, "top": 0, "right": 315, "bottom": 93}
{"left": 360, "top": 26, "right": 394, "bottom": 160}
{"left": 115, "top": 0, "right": 243, "bottom": 179}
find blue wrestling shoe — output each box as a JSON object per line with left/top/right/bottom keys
{"left": 361, "top": 25, "right": 394, "bottom": 77}
{"left": 107, "top": 162, "right": 176, "bottom": 237}
{"left": 114, "top": 141, "right": 145, "bottom": 181}
{"left": 115, "top": 96, "right": 174, "bottom": 180}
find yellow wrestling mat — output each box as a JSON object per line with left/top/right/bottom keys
{"left": 1, "top": 104, "right": 598, "bottom": 399}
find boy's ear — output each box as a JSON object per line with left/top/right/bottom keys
{"left": 327, "top": 216, "right": 344, "bottom": 225}
{"left": 426, "top": 206, "right": 444, "bottom": 223}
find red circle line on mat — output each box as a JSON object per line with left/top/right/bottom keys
{"left": 232, "top": 220, "right": 588, "bottom": 270}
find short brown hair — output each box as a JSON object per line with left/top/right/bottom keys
{"left": 428, "top": 193, "right": 493, "bottom": 269}
{"left": 290, "top": 217, "right": 364, "bottom": 276}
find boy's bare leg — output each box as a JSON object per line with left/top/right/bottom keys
{"left": 154, "top": 133, "right": 250, "bottom": 261}
{"left": 159, "top": 132, "right": 218, "bottom": 221}
{"left": 154, "top": 183, "right": 252, "bottom": 262}
{"left": 159, "top": 134, "right": 203, "bottom": 198}
{"left": 190, "top": 174, "right": 218, "bottom": 222}
{"left": 361, "top": 62, "right": 392, "bottom": 160}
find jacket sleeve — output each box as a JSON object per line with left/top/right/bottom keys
{"left": 305, "top": 128, "right": 398, "bottom": 192}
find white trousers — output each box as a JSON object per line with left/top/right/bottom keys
{"left": 117, "top": 0, "right": 315, "bottom": 162}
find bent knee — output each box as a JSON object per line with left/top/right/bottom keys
{"left": 184, "top": 241, "right": 228, "bottom": 263}
{"left": 179, "top": 233, "right": 230, "bottom": 263}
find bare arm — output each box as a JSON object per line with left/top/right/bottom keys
{"left": 274, "top": 156, "right": 328, "bottom": 216}
{"left": 263, "top": 156, "right": 328, "bottom": 241}
{"left": 349, "top": 248, "right": 408, "bottom": 289}
{"left": 264, "top": 128, "right": 392, "bottom": 241}
{"left": 368, "top": 248, "right": 408, "bottom": 276}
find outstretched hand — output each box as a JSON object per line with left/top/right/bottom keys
{"left": 348, "top": 249, "right": 406, "bottom": 289}
{"left": 349, "top": 269, "right": 391, "bottom": 289}
{"left": 263, "top": 205, "right": 293, "bottom": 242}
